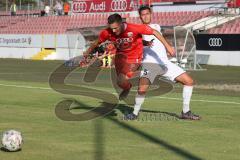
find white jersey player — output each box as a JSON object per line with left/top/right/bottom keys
{"left": 124, "top": 5, "right": 200, "bottom": 120}
{"left": 141, "top": 24, "right": 186, "bottom": 84}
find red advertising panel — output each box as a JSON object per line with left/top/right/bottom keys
{"left": 227, "top": 0, "right": 240, "bottom": 7}
{"left": 72, "top": 0, "right": 137, "bottom": 13}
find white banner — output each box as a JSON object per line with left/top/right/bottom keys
{"left": 0, "top": 35, "right": 41, "bottom": 48}
{"left": 0, "top": 34, "right": 86, "bottom": 49}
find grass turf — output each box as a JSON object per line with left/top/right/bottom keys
{"left": 0, "top": 59, "right": 240, "bottom": 160}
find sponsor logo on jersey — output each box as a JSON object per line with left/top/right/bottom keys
{"left": 127, "top": 32, "right": 133, "bottom": 38}
{"left": 116, "top": 37, "right": 133, "bottom": 50}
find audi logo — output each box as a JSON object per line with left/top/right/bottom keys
{"left": 208, "top": 38, "right": 223, "bottom": 47}
{"left": 111, "top": 0, "right": 127, "bottom": 11}
{"left": 73, "top": 2, "right": 87, "bottom": 13}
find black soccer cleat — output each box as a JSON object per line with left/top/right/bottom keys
{"left": 119, "top": 88, "right": 131, "bottom": 100}
{"left": 180, "top": 111, "right": 201, "bottom": 120}
{"left": 124, "top": 113, "right": 138, "bottom": 121}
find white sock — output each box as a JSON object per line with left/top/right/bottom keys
{"left": 133, "top": 94, "right": 145, "bottom": 116}
{"left": 182, "top": 85, "right": 193, "bottom": 113}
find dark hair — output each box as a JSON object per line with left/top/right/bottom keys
{"left": 108, "top": 13, "right": 122, "bottom": 24}
{"left": 138, "top": 5, "right": 151, "bottom": 15}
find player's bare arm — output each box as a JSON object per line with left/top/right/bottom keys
{"left": 152, "top": 29, "right": 175, "bottom": 56}
{"left": 65, "top": 39, "right": 102, "bottom": 67}
{"left": 83, "top": 39, "right": 101, "bottom": 57}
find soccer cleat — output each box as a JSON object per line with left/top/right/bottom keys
{"left": 119, "top": 88, "right": 131, "bottom": 100}
{"left": 180, "top": 111, "right": 201, "bottom": 120}
{"left": 124, "top": 113, "right": 138, "bottom": 120}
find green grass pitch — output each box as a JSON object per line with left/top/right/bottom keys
{"left": 0, "top": 59, "right": 240, "bottom": 160}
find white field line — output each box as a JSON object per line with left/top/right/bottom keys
{"left": 0, "top": 71, "right": 87, "bottom": 74}
{"left": 0, "top": 83, "right": 240, "bottom": 105}
{"left": 0, "top": 83, "right": 51, "bottom": 90}
{"left": 152, "top": 97, "right": 240, "bottom": 105}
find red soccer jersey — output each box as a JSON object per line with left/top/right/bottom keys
{"left": 99, "top": 23, "right": 154, "bottom": 63}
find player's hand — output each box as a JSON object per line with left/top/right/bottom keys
{"left": 148, "top": 39, "right": 154, "bottom": 48}
{"left": 167, "top": 47, "right": 175, "bottom": 57}
{"left": 83, "top": 51, "right": 89, "bottom": 59}
{"left": 143, "top": 39, "right": 154, "bottom": 47}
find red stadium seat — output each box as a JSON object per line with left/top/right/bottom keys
{"left": 208, "top": 17, "right": 240, "bottom": 34}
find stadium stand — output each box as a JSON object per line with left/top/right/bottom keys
{"left": 0, "top": 0, "right": 236, "bottom": 34}
{"left": 0, "top": 10, "right": 40, "bottom": 16}
{"left": 0, "top": 13, "right": 126, "bottom": 34}
{"left": 127, "top": 11, "right": 216, "bottom": 26}
{"left": 208, "top": 17, "right": 240, "bottom": 33}
{"left": 0, "top": 10, "right": 215, "bottom": 34}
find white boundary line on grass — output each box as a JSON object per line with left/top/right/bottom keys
{"left": 154, "top": 97, "right": 240, "bottom": 105}
{"left": 0, "top": 83, "right": 240, "bottom": 105}
{"left": 0, "top": 83, "right": 51, "bottom": 90}
{"left": 0, "top": 71, "right": 92, "bottom": 74}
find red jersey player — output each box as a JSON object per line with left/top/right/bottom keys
{"left": 83, "top": 13, "right": 174, "bottom": 100}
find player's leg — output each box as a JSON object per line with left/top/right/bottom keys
{"left": 124, "top": 63, "right": 167, "bottom": 120}
{"left": 114, "top": 54, "right": 138, "bottom": 100}
{"left": 134, "top": 77, "right": 150, "bottom": 115}
{"left": 175, "top": 72, "right": 194, "bottom": 114}
{"left": 163, "top": 61, "right": 200, "bottom": 120}
{"left": 117, "top": 63, "right": 140, "bottom": 100}
{"left": 114, "top": 54, "right": 129, "bottom": 90}
{"left": 132, "top": 63, "right": 166, "bottom": 116}
{"left": 175, "top": 72, "right": 194, "bottom": 86}
{"left": 174, "top": 73, "right": 200, "bottom": 120}
{"left": 124, "top": 77, "right": 150, "bottom": 120}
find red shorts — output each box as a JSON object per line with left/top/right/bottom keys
{"left": 114, "top": 54, "right": 141, "bottom": 78}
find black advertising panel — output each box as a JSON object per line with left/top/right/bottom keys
{"left": 195, "top": 34, "right": 240, "bottom": 51}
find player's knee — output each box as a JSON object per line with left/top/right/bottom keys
{"left": 138, "top": 90, "right": 146, "bottom": 95}
{"left": 185, "top": 77, "right": 194, "bottom": 86}
{"left": 138, "top": 86, "right": 148, "bottom": 95}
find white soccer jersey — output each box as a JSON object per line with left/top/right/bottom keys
{"left": 141, "top": 24, "right": 186, "bottom": 82}
{"left": 142, "top": 24, "right": 168, "bottom": 64}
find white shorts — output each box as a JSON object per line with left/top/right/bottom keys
{"left": 140, "top": 63, "right": 168, "bottom": 84}
{"left": 162, "top": 60, "right": 186, "bottom": 82}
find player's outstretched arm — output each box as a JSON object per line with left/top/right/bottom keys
{"left": 152, "top": 29, "right": 175, "bottom": 56}
{"left": 83, "top": 39, "right": 101, "bottom": 57}
{"left": 65, "top": 39, "right": 101, "bottom": 67}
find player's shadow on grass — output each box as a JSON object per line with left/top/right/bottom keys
{"left": 66, "top": 99, "right": 118, "bottom": 117}
{"left": 141, "top": 109, "right": 181, "bottom": 119}
{"left": 67, "top": 100, "right": 180, "bottom": 119}
{"left": 116, "top": 103, "right": 181, "bottom": 119}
